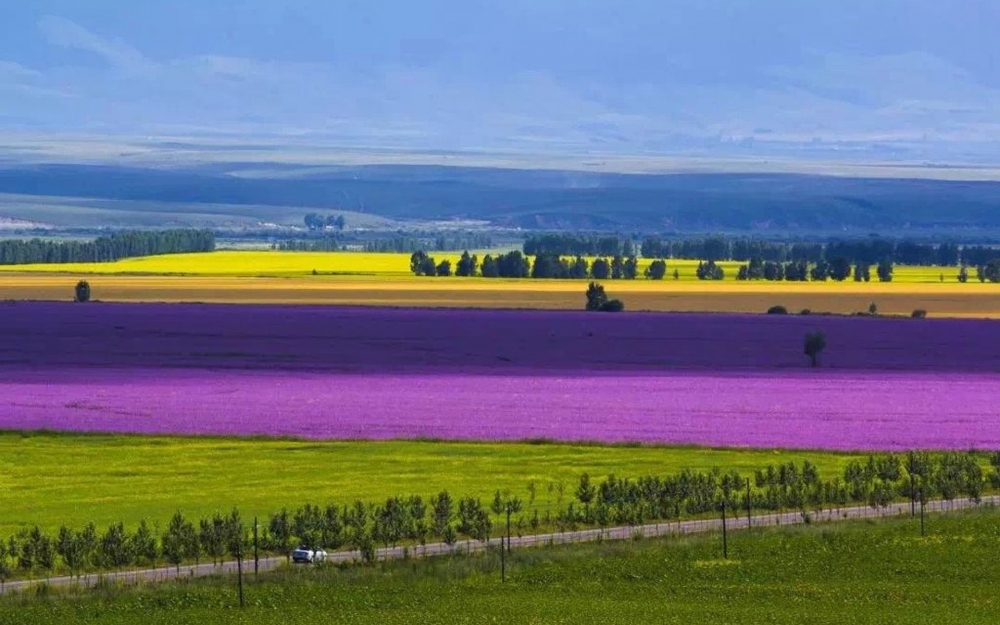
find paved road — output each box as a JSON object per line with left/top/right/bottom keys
{"left": 4, "top": 495, "right": 994, "bottom": 594}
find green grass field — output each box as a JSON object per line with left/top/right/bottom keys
{"left": 0, "top": 432, "right": 872, "bottom": 534}
{"left": 4, "top": 507, "right": 998, "bottom": 624}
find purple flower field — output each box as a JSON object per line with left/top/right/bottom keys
{"left": 2, "top": 302, "right": 999, "bottom": 450}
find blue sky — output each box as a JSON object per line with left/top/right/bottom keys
{"left": 2, "top": 1, "right": 999, "bottom": 158}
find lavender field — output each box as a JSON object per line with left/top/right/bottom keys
{"left": 2, "top": 302, "right": 999, "bottom": 450}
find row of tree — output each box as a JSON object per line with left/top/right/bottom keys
{"left": 734, "top": 259, "right": 895, "bottom": 282}
{"left": 0, "top": 230, "right": 215, "bottom": 265}
{"left": 362, "top": 234, "right": 495, "bottom": 254}
{"left": 411, "top": 251, "right": 1000, "bottom": 285}
{"left": 964, "top": 261, "right": 1000, "bottom": 283}
{"left": 303, "top": 213, "right": 346, "bottom": 231}
{"left": 523, "top": 234, "right": 998, "bottom": 266}
{"left": 411, "top": 251, "right": 671, "bottom": 280}
{"left": 277, "top": 237, "right": 341, "bottom": 252}
{"left": 2, "top": 452, "right": 995, "bottom": 582}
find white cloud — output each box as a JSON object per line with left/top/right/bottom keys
{"left": 11, "top": 16, "right": 1000, "bottom": 155}
{"left": 37, "top": 15, "right": 157, "bottom": 76}
{"left": 0, "top": 60, "right": 42, "bottom": 79}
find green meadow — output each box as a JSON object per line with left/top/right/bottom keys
{"left": 3, "top": 507, "right": 997, "bottom": 625}
{"left": 0, "top": 431, "right": 870, "bottom": 533}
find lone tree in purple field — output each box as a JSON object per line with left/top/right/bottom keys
{"left": 74, "top": 280, "right": 91, "bottom": 303}
{"left": 804, "top": 331, "right": 826, "bottom": 367}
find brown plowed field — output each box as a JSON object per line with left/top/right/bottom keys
{"left": 1, "top": 274, "right": 998, "bottom": 317}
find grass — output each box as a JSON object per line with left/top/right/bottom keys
{"left": 0, "top": 431, "right": 873, "bottom": 534}
{"left": 3, "top": 506, "right": 999, "bottom": 624}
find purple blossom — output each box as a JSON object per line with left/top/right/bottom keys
{"left": 2, "top": 302, "right": 999, "bottom": 451}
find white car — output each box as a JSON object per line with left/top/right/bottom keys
{"left": 291, "top": 547, "right": 327, "bottom": 564}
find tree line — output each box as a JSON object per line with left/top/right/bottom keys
{"left": 1, "top": 451, "right": 995, "bottom": 583}
{"left": 0, "top": 230, "right": 215, "bottom": 265}
{"left": 523, "top": 234, "right": 998, "bottom": 267}
{"left": 410, "top": 251, "right": 665, "bottom": 280}
{"left": 362, "top": 234, "right": 495, "bottom": 254}
{"left": 277, "top": 237, "right": 341, "bottom": 252}
{"left": 410, "top": 250, "right": 1000, "bottom": 284}
{"left": 733, "top": 258, "right": 896, "bottom": 282}
{"left": 303, "top": 213, "right": 346, "bottom": 232}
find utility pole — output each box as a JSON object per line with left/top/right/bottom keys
{"left": 909, "top": 455, "right": 916, "bottom": 518}
{"left": 745, "top": 478, "right": 752, "bottom": 532}
{"left": 500, "top": 533, "right": 505, "bottom": 583}
{"left": 721, "top": 499, "right": 728, "bottom": 560}
{"left": 253, "top": 517, "right": 259, "bottom": 577}
{"left": 506, "top": 506, "right": 512, "bottom": 554}
{"left": 236, "top": 541, "right": 245, "bottom": 608}
{"left": 919, "top": 491, "right": 925, "bottom": 537}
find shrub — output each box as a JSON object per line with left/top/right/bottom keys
{"left": 766, "top": 305, "right": 788, "bottom": 315}
{"left": 803, "top": 331, "right": 826, "bottom": 367}
{"left": 585, "top": 282, "right": 608, "bottom": 311}
{"left": 799, "top": 309, "right": 811, "bottom": 315}
{"left": 74, "top": 281, "right": 91, "bottom": 303}
{"left": 598, "top": 299, "right": 624, "bottom": 313}
{"left": 911, "top": 309, "right": 927, "bottom": 319}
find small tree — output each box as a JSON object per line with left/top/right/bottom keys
{"left": 100, "top": 522, "right": 133, "bottom": 571}
{"left": 623, "top": 256, "right": 639, "bottom": 279}
{"left": 0, "top": 541, "right": 11, "bottom": 588}
{"left": 78, "top": 523, "right": 98, "bottom": 573}
{"left": 585, "top": 282, "right": 608, "bottom": 311}
{"left": 431, "top": 491, "right": 454, "bottom": 541}
{"left": 435, "top": 260, "right": 452, "bottom": 277}
{"left": 877, "top": 259, "right": 893, "bottom": 282}
{"left": 804, "top": 331, "right": 826, "bottom": 368}
{"left": 442, "top": 525, "right": 457, "bottom": 547}
{"left": 199, "top": 514, "right": 227, "bottom": 566}
{"left": 409, "top": 251, "right": 437, "bottom": 276}
{"left": 591, "top": 258, "right": 611, "bottom": 280}
{"left": 645, "top": 259, "right": 667, "bottom": 280}
{"left": 56, "top": 526, "right": 86, "bottom": 578}
{"left": 268, "top": 509, "right": 293, "bottom": 559}
{"left": 868, "top": 302, "right": 877, "bottom": 315}
{"left": 74, "top": 280, "right": 91, "bottom": 302}
{"left": 455, "top": 251, "right": 478, "bottom": 277}
{"left": 576, "top": 473, "right": 595, "bottom": 521}
{"left": 163, "top": 512, "right": 193, "bottom": 572}
{"left": 133, "top": 519, "right": 158, "bottom": 568}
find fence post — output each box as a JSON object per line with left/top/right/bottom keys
{"left": 721, "top": 500, "right": 728, "bottom": 560}
{"left": 500, "top": 535, "right": 505, "bottom": 583}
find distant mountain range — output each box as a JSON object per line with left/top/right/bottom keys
{"left": 2, "top": 162, "right": 1000, "bottom": 238}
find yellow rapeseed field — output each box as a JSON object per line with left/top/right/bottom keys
{"left": 0, "top": 250, "right": 970, "bottom": 282}
{"left": 0, "top": 251, "right": 994, "bottom": 316}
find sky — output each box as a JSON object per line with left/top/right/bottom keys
{"left": 2, "top": 1, "right": 999, "bottom": 159}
